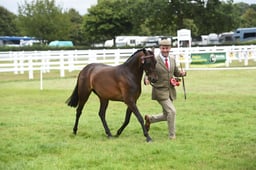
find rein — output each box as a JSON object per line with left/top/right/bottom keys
{"left": 141, "top": 54, "right": 155, "bottom": 77}
{"left": 141, "top": 54, "right": 154, "bottom": 63}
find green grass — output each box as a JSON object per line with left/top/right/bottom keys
{"left": 0, "top": 69, "right": 256, "bottom": 170}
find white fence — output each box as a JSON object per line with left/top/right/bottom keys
{"left": 1, "top": 45, "right": 256, "bottom": 80}
{"left": 0, "top": 49, "right": 139, "bottom": 79}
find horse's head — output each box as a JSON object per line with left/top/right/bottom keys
{"left": 141, "top": 49, "right": 158, "bottom": 83}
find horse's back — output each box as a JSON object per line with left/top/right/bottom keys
{"left": 78, "top": 63, "right": 133, "bottom": 101}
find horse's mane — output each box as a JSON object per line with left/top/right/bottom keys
{"left": 124, "top": 48, "right": 147, "bottom": 64}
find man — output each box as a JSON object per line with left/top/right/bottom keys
{"left": 144, "top": 39, "right": 186, "bottom": 140}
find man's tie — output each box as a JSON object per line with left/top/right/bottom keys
{"left": 165, "top": 58, "right": 169, "bottom": 69}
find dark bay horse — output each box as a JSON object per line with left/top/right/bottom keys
{"left": 66, "top": 48, "right": 158, "bottom": 142}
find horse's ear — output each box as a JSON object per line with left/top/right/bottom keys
{"left": 142, "top": 48, "right": 146, "bottom": 54}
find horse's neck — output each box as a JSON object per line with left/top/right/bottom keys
{"left": 123, "top": 57, "right": 143, "bottom": 81}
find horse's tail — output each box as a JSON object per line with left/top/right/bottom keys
{"left": 66, "top": 82, "right": 79, "bottom": 108}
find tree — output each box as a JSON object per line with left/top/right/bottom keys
{"left": 232, "top": 2, "right": 250, "bottom": 27}
{"left": 191, "top": 0, "right": 237, "bottom": 35}
{"left": 82, "top": 0, "right": 132, "bottom": 45}
{"left": 17, "top": 0, "right": 71, "bottom": 42}
{"left": 141, "top": 0, "right": 176, "bottom": 36}
{"left": 214, "top": 1, "right": 237, "bottom": 32}
{"left": 121, "top": 0, "right": 154, "bottom": 36}
{"left": 240, "top": 8, "right": 256, "bottom": 28}
{"left": 250, "top": 4, "right": 256, "bottom": 11}
{"left": 0, "top": 6, "right": 19, "bottom": 35}
{"left": 67, "top": 8, "right": 84, "bottom": 45}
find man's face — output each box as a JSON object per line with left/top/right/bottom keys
{"left": 160, "top": 45, "right": 171, "bottom": 57}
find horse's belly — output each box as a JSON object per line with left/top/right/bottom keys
{"left": 91, "top": 67, "right": 130, "bottom": 101}
{"left": 96, "top": 87, "right": 124, "bottom": 101}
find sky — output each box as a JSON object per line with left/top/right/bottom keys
{"left": 0, "top": 0, "right": 255, "bottom": 15}
{"left": 0, "top": 0, "right": 98, "bottom": 15}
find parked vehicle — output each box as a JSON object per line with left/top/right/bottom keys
{"left": 207, "top": 33, "right": 219, "bottom": 45}
{"left": 0, "top": 36, "right": 39, "bottom": 47}
{"left": 233, "top": 27, "right": 256, "bottom": 42}
{"left": 144, "top": 36, "right": 160, "bottom": 47}
{"left": 219, "top": 32, "right": 234, "bottom": 44}
{"left": 115, "top": 36, "right": 146, "bottom": 47}
{"left": 48, "top": 40, "right": 74, "bottom": 47}
{"left": 104, "top": 39, "right": 114, "bottom": 47}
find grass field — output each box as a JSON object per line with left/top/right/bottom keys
{"left": 0, "top": 69, "right": 256, "bottom": 170}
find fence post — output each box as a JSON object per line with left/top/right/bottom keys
{"left": 11, "top": 51, "right": 18, "bottom": 74}
{"left": 41, "top": 51, "right": 45, "bottom": 73}
{"left": 244, "top": 48, "right": 248, "bottom": 66}
{"left": 253, "top": 45, "right": 256, "bottom": 62}
{"left": 46, "top": 51, "right": 50, "bottom": 73}
{"left": 225, "top": 50, "right": 230, "bottom": 67}
{"left": 40, "top": 66, "right": 43, "bottom": 90}
{"left": 60, "top": 50, "right": 65, "bottom": 77}
{"left": 88, "top": 50, "right": 96, "bottom": 63}
{"left": 239, "top": 48, "right": 243, "bottom": 63}
{"left": 28, "top": 51, "right": 34, "bottom": 79}
{"left": 102, "top": 49, "right": 106, "bottom": 61}
{"left": 115, "top": 48, "right": 120, "bottom": 65}
{"left": 19, "top": 51, "right": 24, "bottom": 74}
{"left": 68, "top": 50, "right": 75, "bottom": 72}
{"left": 185, "top": 48, "right": 190, "bottom": 69}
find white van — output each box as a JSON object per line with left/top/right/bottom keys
{"left": 104, "top": 39, "right": 114, "bottom": 47}
{"left": 115, "top": 36, "right": 145, "bottom": 47}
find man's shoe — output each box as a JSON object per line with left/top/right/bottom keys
{"left": 144, "top": 115, "right": 151, "bottom": 132}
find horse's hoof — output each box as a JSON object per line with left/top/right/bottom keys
{"left": 146, "top": 137, "right": 153, "bottom": 143}
{"left": 114, "top": 133, "right": 120, "bottom": 138}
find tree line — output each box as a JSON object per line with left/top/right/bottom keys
{"left": 0, "top": 0, "right": 256, "bottom": 47}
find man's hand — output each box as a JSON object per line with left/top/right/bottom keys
{"left": 144, "top": 76, "right": 150, "bottom": 85}
{"left": 180, "top": 71, "right": 186, "bottom": 77}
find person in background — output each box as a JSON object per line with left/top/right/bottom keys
{"left": 144, "top": 39, "right": 186, "bottom": 140}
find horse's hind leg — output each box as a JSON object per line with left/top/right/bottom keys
{"left": 73, "top": 102, "right": 85, "bottom": 134}
{"left": 98, "top": 99, "right": 112, "bottom": 137}
{"left": 115, "top": 107, "right": 132, "bottom": 137}
{"left": 73, "top": 91, "right": 91, "bottom": 135}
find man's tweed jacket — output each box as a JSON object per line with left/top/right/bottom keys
{"left": 151, "top": 54, "right": 182, "bottom": 101}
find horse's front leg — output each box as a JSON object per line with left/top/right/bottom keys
{"left": 98, "top": 99, "right": 112, "bottom": 137}
{"left": 129, "top": 103, "right": 152, "bottom": 142}
{"left": 115, "top": 107, "right": 132, "bottom": 137}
